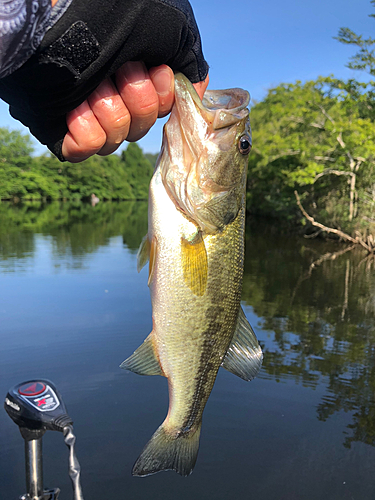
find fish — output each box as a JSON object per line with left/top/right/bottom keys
{"left": 121, "top": 73, "right": 263, "bottom": 477}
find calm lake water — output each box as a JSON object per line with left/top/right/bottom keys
{"left": 0, "top": 201, "right": 374, "bottom": 500}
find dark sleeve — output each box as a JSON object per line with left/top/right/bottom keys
{"left": 0, "top": 0, "right": 52, "bottom": 79}
{"left": 0, "top": 0, "right": 209, "bottom": 160}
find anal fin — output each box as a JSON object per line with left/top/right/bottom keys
{"left": 120, "top": 334, "right": 163, "bottom": 376}
{"left": 222, "top": 307, "right": 263, "bottom": 381}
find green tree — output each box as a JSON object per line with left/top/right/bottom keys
{"left": 144, "top": 152, "right": 159, "bottom": 169}
{"left": 0, "top": 128, "right": 34, "bottom": 168}
{"left": 0, "top": 128, "right": 36, "bottom": 199}
{"left": 248, "top": 78, "right": 375, "bottom": 236}
{"left": 335, "top": 0, "right": 375, "bottom": 76}
{"left": 247, "top": 3, "right": 375, "bottom": 245}
{"left": 0, "top": 130, "right": 155, "bottom": 201}
{"left": 121, "top": 143, "right": 154, "bottom": 199}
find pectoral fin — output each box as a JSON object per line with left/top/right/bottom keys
{"left": 137, "top": 234, "right": 150, "bottom": 272}
{"left": 120, "top": 334, "right": 163, "bottom": 376}
{"left": 222, "top": 307, "right": 263, "bottom": 381}
{"left": 148, "top": 237, "right": 157, "bottom": 286}
{"left": 181, "top": 231, "right": 208, "bottom": 297}
{"left": 136, "top": 234, "right": 157, "bottom": 286}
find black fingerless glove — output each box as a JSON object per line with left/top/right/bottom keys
{"left": 0, "top": 0, "right": 209, "bottom": 160}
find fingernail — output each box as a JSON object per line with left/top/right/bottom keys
{"left": 121, "top": 61, "right": 147, "bottom": 84}
{"left": 153, "top": 68, "right": 172, "bottom": 96}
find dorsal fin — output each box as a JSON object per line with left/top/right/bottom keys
{"left": 222, "top": 307, "right": 263, "bottom": 381}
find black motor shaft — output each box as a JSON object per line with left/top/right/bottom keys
{"left": 4, "top": 379, "right": 79, "bottom": 500}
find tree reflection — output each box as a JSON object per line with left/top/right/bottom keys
{"left": 242, "top": 219, "right": 375, "bottom": 448}
{"left": 1, "top": 205, "right": 374, "bottom": 448}
{"left": 0, "top": 201, "right": 148, "bottom": 268}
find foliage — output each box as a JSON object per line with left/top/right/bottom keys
{"left": 120, "top": 143, "right": 154, "bottom": 199}
{"left": 0, "top": 128, "right": 34, "bottom": 167}
{"left": 0, "top": 129, "right": 155, "bottom": 201}
{"left": 335, "top": 0, "right": 375, "bottom": 76}
{"left": 144, "top": 152, "right": 159, "bottom": 169}
{"left": 247, "top": 77, "right": 375, "bottom": 235}
{"left": 246, "top": 5, "right": 375, "bottom": 239}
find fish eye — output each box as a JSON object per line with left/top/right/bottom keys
{"left": 238, "top": 135, "right": 252, "bottom": 155}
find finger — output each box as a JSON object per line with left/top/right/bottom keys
{"left": 149, "top": 65, "right": 175, "bottom": 118}
{"left": 62, "top": 101, "right": 106, "bottom": 162}
{"left": 115, "top": 61, "right": 159, "bottom": 142}
{"left": 193, "top": 73, "right": 210, "bottom": 100}
{"left": 87, "top": 78, "right": 131, "bottom": 156}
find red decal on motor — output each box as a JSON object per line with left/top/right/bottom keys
{"left": 25, "top": 383, "right": 38, "bottom": 393}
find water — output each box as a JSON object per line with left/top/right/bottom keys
{"left": 0, "top": 201, "right": 374, "bottom": 500}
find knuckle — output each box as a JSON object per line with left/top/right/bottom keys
{"left": 111, "top": 111, "right": 131, "bottom": 131}
{"left": 132, "top": 96, "right": 159, "bottom": 116}
{"left": 72, "top": 131, "right": 107, "bottom": 158}
{"left": 86, "top": 130, "right": 107, "bottom": 152}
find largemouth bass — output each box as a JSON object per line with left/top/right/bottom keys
{"left": 121, "top": 73, "right": 262, "bottom": 477}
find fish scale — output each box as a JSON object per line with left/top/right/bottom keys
{"left": 121, "top": 73, "right": 263, "bottom": 476}
{"left": 150, "top": 178, "right": 244, "bottom": 433}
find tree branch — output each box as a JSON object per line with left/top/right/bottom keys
{"left": 336, "top": 132, "right": 346, "bottom": 149}
{"left": 362, "top": 215, "right": 375, "bottom": 223}
{"left": 314, "top": 169, "right": 354, "bottom": 181}
{"left": 288, "top": 116, "right": 327, "bottom": 130}
{"left": 310, "top": 122, "right": 326, "bottom": 130}
{"left": 313, "top": 157, "right": 336, "bottom": 163}
{"left": 294, "top": 190, "right": 373, "bottom": 252}
{"left": 336, "top": 133, "right": 356, "bottom": 170}
{"left": 289, "top": 116, "right": 304, "bottom": 124}
{"left": 290, "top": 244, "right": 356, "bottom": 305}
{"left": 270, "top": 150, "right": 301, "bottom": 162}
{"left": 316, "top": 104, "right": 335, "bottom": 125}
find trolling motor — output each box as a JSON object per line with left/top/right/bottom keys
{"left": 4, "top": 380, "right": 84, "bottom": 500}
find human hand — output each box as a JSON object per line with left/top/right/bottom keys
{"left": 62, "top": 62, "right": 209, "bottom": 163}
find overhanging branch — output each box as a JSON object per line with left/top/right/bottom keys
{"left": 294, "top": 190, "right": 372, "bottom": 253}
{"left": 314, "top": 169, "right": 354, "bottom": 181}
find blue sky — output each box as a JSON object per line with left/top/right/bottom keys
{"left": 0, "top": 0, "right": 373, "bottom": 155}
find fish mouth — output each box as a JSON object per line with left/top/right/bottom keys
{"left": 174, "top": 73, "right": 250, "bottom": 130}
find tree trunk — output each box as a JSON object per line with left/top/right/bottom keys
{"left": 349, "top": 170, "right": 356, "bottom": 222}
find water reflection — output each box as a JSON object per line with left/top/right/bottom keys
{"left": 0, "top": 201, "right": 147, "bottom": 269}
{"left": 243, "top": 219, "right": 375, "bottom": 449}
{"left": 1, "top": 202, "right": 375, "bottom": 460}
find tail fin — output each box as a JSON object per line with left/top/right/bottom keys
{"left": 132, "top": 423, "right": 202, "bottom": 477}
